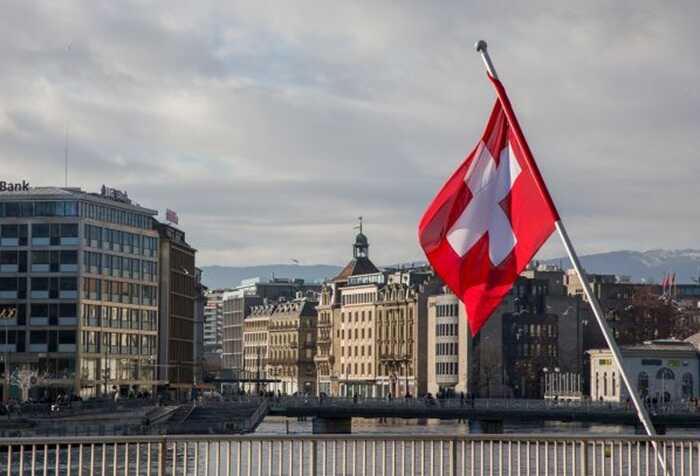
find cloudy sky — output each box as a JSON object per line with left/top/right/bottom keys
{"left": 2, "top": 1, "right": 699, "bottom": 267}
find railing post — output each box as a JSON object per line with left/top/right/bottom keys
{"left": 157, "top": 438, "right": 167, "bottom": 476}
{"left": 311, "top": 440, "right": 318, "bottom": 476}
{"left": 450, "top": 440, "right": 457, "bottom": 476}
{"left": 580, "top": 441, "right": 588, "bottom": 476}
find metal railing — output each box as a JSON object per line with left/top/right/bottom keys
{"left": 0, "top": 434, "right": 698, "bottom": 475}
{"left": 269, "top": 395, "right": 700, "bottom": 415}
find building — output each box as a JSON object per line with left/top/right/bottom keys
{"left": 203, "top": 289, "right": 227, "bottom": 354}
{"left": 471, "top": 272, "right": 587, "bottom": 398}
{"left": 426, "top": 288, "right": 470, "bottom": 395}
{"left": 156, "top": 222, "right": 198, "bottom": 399}
{"left": 314, "top": 283, "right": 341, "bottom": 396}
{"left": 267, "top": 295, "right": 318, "bottom": 395}
{"left": 588, "top": 339, "right": 699, "bottom": 403}
{"left": 241, "top": 301, "right": 274, "bottom": 392}
{"left": 193, "top": 268, "right": 207, "bottom": 385}
{"left": 315, "top": 224, "right": 439, "bottom": 398}
{"left": 222, "top": 278, "right": 321, "bottom": 380}
{"left": 0, "top": 186, "right": 160, "bottom": 399}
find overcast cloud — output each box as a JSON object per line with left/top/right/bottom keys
{"left": 2, "top": 1, "right": 699, "bottom": 266}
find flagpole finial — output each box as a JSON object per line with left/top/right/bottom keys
{"left": 474, "top": 40, "right": 498, "bottom": 79}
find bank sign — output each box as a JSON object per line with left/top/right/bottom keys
{"left": 0, "top": 180, "right": 30, "bottom": 192}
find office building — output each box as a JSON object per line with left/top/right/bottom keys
{"left": 156, "top": 222, "right": 198, "bottom": 399}
{"left": 203, "top": 289, "right": 227, "bottom": 353}
{"left": 0, "top": 186, "right": 160, "bottom": 399}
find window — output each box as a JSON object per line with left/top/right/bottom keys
{"left": 682, "top": 373, "right": 694, "bottom": 398}
{"left": 656, "top": 367, "right": 675, "bottom": 381}
{"left": 603, "top": 372, "right": 608, "bottom": 396}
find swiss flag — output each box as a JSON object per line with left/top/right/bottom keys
{"left": 419, "top": 75, "right": 559, "bottom": 336}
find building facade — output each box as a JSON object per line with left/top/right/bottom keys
{"left": 157, "top": 223, "right": 198, "bottom": 399}
{"left": 0, "top": 186, "right": 160, "bottom": 399}
{"left": 471, "top": 272, "right": 586, "bottom": 398}
{"left": 426, "top": 289, "right": 470, "bottom": 395}
{"left": 242, "top": 301, "right": 275, "bottom": 392}
{"left": 222, "top": 278, "right": 321, "bottom": 380}
{"left": 267, "top": 296, "right": 318, "bottom": 395}
{"left": 203, "top": 289, "right": 226, "bottom": 354}
{"left": 315, "top": 226, "right": 439, "bottom": 398}
{"left": 588, "top": 340, "right": 699, "bottom": 403}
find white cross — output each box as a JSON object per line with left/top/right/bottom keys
{"left": 446, "top": 141, "right": 522, "bottom": 266}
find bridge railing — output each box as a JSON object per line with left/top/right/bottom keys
{"left": 267, "top": 396, "right": 700, "bottom": 415}
{"left": 0, "top": 433, "right": 697, "bottom": 475}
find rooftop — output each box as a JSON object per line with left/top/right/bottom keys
{"left": 0, "top": 186, "right": 158, "bottom": 215}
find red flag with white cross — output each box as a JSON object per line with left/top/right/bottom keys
{"left": 419, "top": 75, "right": 559, "bottom": 336}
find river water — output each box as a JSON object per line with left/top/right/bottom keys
{"left": 256, "top": 415, "right": 700, "bottom": 436}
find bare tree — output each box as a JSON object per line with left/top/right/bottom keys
{"left": 11, "top": 367, "right": 47, "bottom": 402}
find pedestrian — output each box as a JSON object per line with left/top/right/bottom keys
{"left": 460, "top": 392, "right": 465, "bottom": 407}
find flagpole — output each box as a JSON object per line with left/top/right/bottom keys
{"left": 474, "top": 40, "right": 660, "bottom": 440}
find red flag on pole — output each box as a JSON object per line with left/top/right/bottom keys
{"left": 419, "top": 75, "right": 558, "bottom": 336}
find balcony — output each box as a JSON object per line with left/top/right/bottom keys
{"left": 29, "top": 317, "right": 49, "bottom": 326}
{"left": 29, "top": 344, "right": 48, "bottom": 352}
{"left": 58, "top": 344, "right": 77, "bottom": 352}
{"left": 0, "top": 265, "right": 18, "bottom": 273}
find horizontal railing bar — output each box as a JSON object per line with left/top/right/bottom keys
{"left": 0, "top": 433, "right": 698, "bottom": 445}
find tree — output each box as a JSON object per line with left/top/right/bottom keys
{"left": 10, "top": 367, "right": 47, "bottom": 402}
{"left": 608, "top": 288, "right": 678, "bottom": 345}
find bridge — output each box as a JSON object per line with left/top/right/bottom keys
{"left": 265, "top": 396, "right": 700, "bottom": 434}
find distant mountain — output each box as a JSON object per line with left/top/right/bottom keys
{"left": 200, "top": 249, "right": 700, "bottom": 289}
{"left": 200, "top": 264, "right": 343, "bottom": 290}
{"left": 542, "top": 249, "right": 700, "bottom": 284}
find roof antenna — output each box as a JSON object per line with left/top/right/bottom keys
{"left": 64, "top": 123, "right": 69, "bottom": 187}
{"left": 64, "top": 41, "right": 73, "bottom": 188}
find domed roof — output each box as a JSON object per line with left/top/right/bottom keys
{"left": 354, "top": 232, "right": 368, "bottom": 246}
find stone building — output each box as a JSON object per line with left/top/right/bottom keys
{"left": 241, "top": 301, "right": 274, "bottom": 392}
{"left": 222, "top": 278, "right": 320, "bottom": 379}
{"left": 426, "top": 288, "right": 470, "bottom": 395}
{"left": 314, "top": 284, "right": 340, "bottom": 395}
{"left": 315, "top": 223, "right": 439, "bottom": 398}
{"left": 267, "top": 295, "right": 318, "bottom": 395}
{"left": 588, "top": 339, "right": 699, "bottom": 403}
